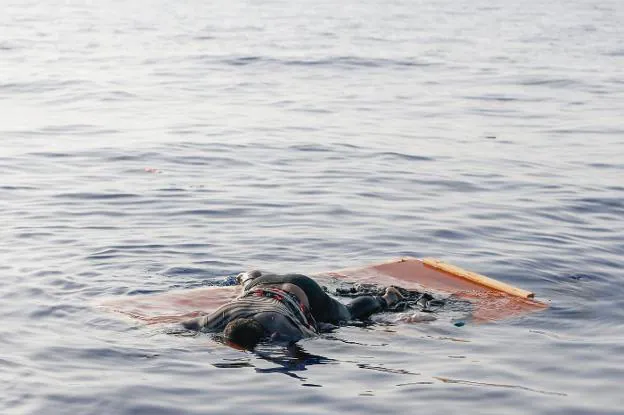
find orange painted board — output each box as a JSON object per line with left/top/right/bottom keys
{"left": 318, "top": 258, "right": 547, "bottom": 323}
{"left": 98, "top": 258, "right": 547, "bottom": 325}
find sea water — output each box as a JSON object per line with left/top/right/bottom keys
{"left": 1, "top": 0, "right": 623, "bottom": 413}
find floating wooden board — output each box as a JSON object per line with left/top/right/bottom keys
{"left": 99, "top": 257, "right": 547, "bottom": 325}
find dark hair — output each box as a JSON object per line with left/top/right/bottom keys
{"left": 223, "top": 318, "right": 265, "bottom": 350}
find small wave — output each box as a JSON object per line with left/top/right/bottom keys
{"left": 29, "top": 304, "right": 85, "bottom": 319}
{"left": 35, "top": 346, "right": 160, "bottom": 361}
{"left": 515, "top": 77, "right": 586, "bottom": 89}
{"left": 14, "top": 124, "right": 120, "bottom": 137}
{"left": 87, "top": 248, "right": 122, "bottom": 259}
{"left": 462, "top": 94, "right": 547, "bottom": 103}
{"left": 606, "top": 49, "right": 624, "bottom": 56}
{"left": 431, "top": 229, "right": 469, "bottom": 240}
{"left": 586, "top": 162, "right": 624, "bottom": 170}
{"left": 105, "top": 151, "right": 162, "bottom": 162}
{"left": 98, "top": 90, "right": 138, "bottom": 102}
{"left": 111, "top": 243, "right": 167, "bottom": 250}
{"left": 163, "top": 267, "right": 211, "bottom": 277}
{"left": 0, "top": 79, "right": 87, "bottom": 94}
{"left": 197, "top": 54, "right": 432, "bottom": 69}
{"left": 288, "top": 144, "right": 334, "bottom": 153}
{"left": 546, "top": 127, "right": 624, "bottom": 135}
{"left": 357, "top": 363, "right": 420, "bottom": 375}
{"left": 54, "top": 192, "right": 139, "bottom": 200}
{"left": 281, "top": 56, "right": 427, "bottom": 68}
{"left": 167, "top": 207, "right": 250, "bottom": 217}
{"left": 371, "top": 151, "right": 434, "bottom": 162}
{"left": 125, "top": 288, "right": 166, "bottom": 296}
{"left": 28, "top": 152, "right": 73, "bottom": 158}
{"left": 165, "top": 155, "right": 253, "bottom": 167}
{"left": 223, "top": 55, "right": 262, "bottom": 66}
{"left": 567, "top": 196, "right": 624, "bottom": 215}
{"left": 0, "top": 185, "right": 38, "bottom": 190}
{"left": 435, "top": 376, "right": 567, "bottom": 396}
{"left": 426, "top": 179, "right": 486, "bottom": 192}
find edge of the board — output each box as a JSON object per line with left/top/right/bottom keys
{"left": 420, "top": 257, "right": 535, "bottom": 299}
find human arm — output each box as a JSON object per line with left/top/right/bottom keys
{"left": 181, "top": 314, "right": 209, "bottom": 330}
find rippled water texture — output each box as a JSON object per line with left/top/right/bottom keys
{"left": 2, "top": 0, "right": 623, "bottom": 413}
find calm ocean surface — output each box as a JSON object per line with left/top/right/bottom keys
{"left": 2, "top": 0, "right": 623, "bottom": 413}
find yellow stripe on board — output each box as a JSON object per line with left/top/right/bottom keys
{"left": 421, "top": 258, "right": 535, "bottom": 299}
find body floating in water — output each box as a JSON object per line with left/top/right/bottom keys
{"left": 182, "top": 271, "right": 411, "bottom": 349}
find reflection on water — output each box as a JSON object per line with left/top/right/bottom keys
{"left": 213, "top": 343, "right": 335, "bottom": 384}
{"left": 435, "top": 377, "right": 568, "bottom": 397}
{"left": 212, "top": 339, "right": 568, "bottom": 398}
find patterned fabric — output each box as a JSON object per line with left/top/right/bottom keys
{"left": 243, "top": 287, "right": 318, "bottom": 333}
{"left": 191, "top": 287, "right": 318, "bottom": 338}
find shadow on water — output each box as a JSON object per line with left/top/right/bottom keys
{"left": 213, "top": 343, "right": 336, "bottom": 384}
{"left": 206, "top": 333, "right": 567, "bottom": 396}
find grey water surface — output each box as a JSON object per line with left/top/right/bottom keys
{"left": 2, "top": 0, "right": 624, "bottom": 414}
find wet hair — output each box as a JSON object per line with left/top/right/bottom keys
{"left": 223, "top": 318, "right": 265, "bottom": 350}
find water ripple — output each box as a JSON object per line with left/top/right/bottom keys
{"left": 202, "top": 55, "right": 435, "bottom": 69}
{"left": 2, "top": 0, "right": 623, "bottom": 414}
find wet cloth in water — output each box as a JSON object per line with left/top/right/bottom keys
{"left": 243, "top": 273, "right": 395, "bottom": 322}
{"left": 329, "top": 282, "right": 446, "bottom": 313}
{"left": 183, "top": 287, "right": 318, "bottom": 337}
{"left": 243, "top": 273, "right": 351, "bottom": 323}
{"left": 243, "top": 287, "right": 319, "bottom": 333}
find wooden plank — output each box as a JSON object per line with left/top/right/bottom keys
{"left": 421, "top": 258, "right": 535, "bottom": 299}
{"left": 98, "top": 258, "right": 546, "bottom": 324}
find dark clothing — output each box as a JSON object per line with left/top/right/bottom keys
{"left": 182, "top": 272, "right": 390, "bottom": 342}
{"left": 244, "top": 273, "right": 387, "bottom": 323}
{"left": 182, "top": 286, "right": 318, "bottom": 339}
{"left": 244, "top": 287, "right": 318, "bottom": 332}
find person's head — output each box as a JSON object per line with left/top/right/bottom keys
{"left": 223, "top": 318, "right": 265, "bottom": 350}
